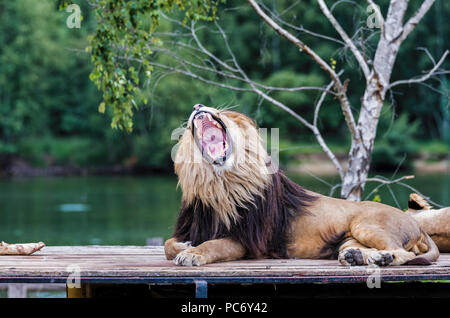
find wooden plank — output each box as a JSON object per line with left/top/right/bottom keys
{"left": 0, "top": 246, "right": 448, "bottom": 283}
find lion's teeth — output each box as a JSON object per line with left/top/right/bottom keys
{"left": 206, "top": 114, "right": 212, "bottom": 121}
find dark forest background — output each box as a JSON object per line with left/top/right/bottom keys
{"left": 0, "top": 0, "right": 448, "bottom": 174}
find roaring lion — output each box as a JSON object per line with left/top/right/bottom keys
{"left": 165, "top": 104, "right": 439, "bottom": 266}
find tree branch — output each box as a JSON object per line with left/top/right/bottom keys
{"left": 247, "top": 0, "right": 359, "bottom": 142}
{"left": 389, "top": 50, "right": 449, "bottom": 88}
{"left": 311, "top": 76, "right": 345, "bottom": 179}
{"left": 401, "top": 0, "right": 436, "bottom": 42}
{"left": 318, "top": 0, "right": 371, "bottom": 80}
{"left": 364, "top": 175, "right": 444, "bottom": 208}
{"left": 190, "top": 21, "right": 239, "bottom": 73}
{"left": 257, "top": 1, "right": 345, "bottom": 46}
{"left": 215, "top": 21, "right": 345, "bottom": 178}
{"left": 365, "top": 175, "right": 415, "bottom": 185}
{"left": 151, "top": 45, "right": 337, "bottom": 94}
{"left": 314, "top": 78, "right": 339, "bottom": 128}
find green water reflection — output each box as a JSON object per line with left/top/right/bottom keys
{"left": 0, "top": 173, "right": 448, "bottom": 245}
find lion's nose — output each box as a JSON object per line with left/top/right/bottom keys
{"left": 193, "top": 104, "right": 204, "bottom": 111}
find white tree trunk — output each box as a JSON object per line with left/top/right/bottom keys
{"left": 340, "top": 0, "right": 409, "bottom": 201}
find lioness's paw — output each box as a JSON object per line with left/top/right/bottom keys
{"left": 174, "top": 249, "right": 207, "bottom": 266}
{"left": 339, "top": 248, "right": 364, "bottom": 266}
{"left": 367, "top": 251, "right": 394, "bottom": 266}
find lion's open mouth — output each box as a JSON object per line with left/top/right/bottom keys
{"left": 192, "top": 111, "right": 231, "bottom": 165}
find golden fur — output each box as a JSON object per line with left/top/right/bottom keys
{"left": 406, "top": 193, "right": 450, "bottom": 252}
{"left": 165, "top": 106, "right": 439, "bottom": 266}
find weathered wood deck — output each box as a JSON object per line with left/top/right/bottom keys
{"left": 0, "top": 246, "right": 449, "bottom": 297}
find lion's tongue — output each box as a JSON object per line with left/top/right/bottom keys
{"left": 202, "top": 126, "right": 225, "bottom": 160}
{"left": 207, "top": 143, "right": 224, "bottom": 158}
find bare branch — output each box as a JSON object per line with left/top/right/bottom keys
{"left": 158, "top": 26, "right": 339, "bottom": 95}
{"left": 150, "top": 26, "right": 340, "bottom": 96}
{"left": 314, "top": 79, "right": 337, "bottom": 127}
{"left": 395, "top": 182, "right": 444, "bottom": 208}
{"left": 247, "top": 0, "right": 337, "bottom": 80}
{"left": 401, "top": 0, "right": 436, "bottom": 42}
{"left": 257, "top": 1, "right": 345, "bottom": 46}
{"left": 151, "top": 44, "right": 337, "bottom": 95}
{"left": 312, "top": 73, "right": 346, "bottom": 179}
{"left": 329, "top": 183, "right": 342, "bottom": 197}
{"left": 318, "top": 0, "right": 371, "bottom": 80}
{"left": 389, "top": 50, "right": 449, "bottom": 88}
{"left": 247, "top": 0, "right": 359, "bottom": 142}
{"left": 365, "top": 175, "right": 415, "bottom": 185}
{"left": 214, "top": 21, "right": 344, "bottom": 178}
{"left": 190, "top": 21, "right": 239, "bottom": 73}
{"left": 312, "top": 128, "right": 344, "bottom": 180}
{"left": 364, "top": 175, "right": 444, "bottom": 208}
{"left": 416, "top": 47, "right": 436, "bottom": 65}
{"left": 330, "top": 0, "right": 363, "bottom": 12}
{"left": 138, "top": 60, "right": 253, "bottom": 92}
{"left": 215, "top": 22, "right": 316, "bottom": 130}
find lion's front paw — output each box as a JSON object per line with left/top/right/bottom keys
{"left": 174, "top": 249, "right": 207, "bottom": 266}
{"left": 173, "top": 241, "right": 192, "bottom": 252}
{"left": 339, "top": 248, "right": 364, "bottom": 266}
{"left": 165, "top": 239, "right": 192, "bottom": 260}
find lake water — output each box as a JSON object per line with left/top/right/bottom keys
{"left": 0, "top": 173, "right": 448, "bottom": 246}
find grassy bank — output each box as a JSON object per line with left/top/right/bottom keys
{"left": 0, "top": 137, "right": 447, "bottom": 177}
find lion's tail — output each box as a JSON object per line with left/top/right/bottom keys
{"left": 408, "top": 193, "right": 432, "bottom": 211}
{"left": 405, "top": 231, "right": 439, "bottom": 265}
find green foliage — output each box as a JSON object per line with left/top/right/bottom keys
{"left": 415, "top": 141, "right": 450, "bottom": 157}
{"left": 60, "top": 0, "right": 223, "bottom": 132}
{"left": 372, "top": 109, "right": 420, "bottom": 171}
{"left": 18, "top": 137, "right": 106, "bottom": 166}
{"left": 0, "top": 0, "right": 448, "bottom": 172}
{"left": 0, "top": 1, "right": 101, "bottom": 145}
{"left": 371, "top": 188, "right": 382, "bottom": 203}
{"left": 373, "top": 194, "right": 382, "bottom": 203}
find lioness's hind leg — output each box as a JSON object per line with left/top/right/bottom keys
{"left": 345, "top": 219, "right": 419, "bottom": 265}
{"left": 339, "top": 248, "right": 396, "bottom": 266}
{"left": 338, "top": 239, "right": 395, "bottom": 266}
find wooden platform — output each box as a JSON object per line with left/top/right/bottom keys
{"left": 0, "top": 246, "right": 449, "bottom": 297}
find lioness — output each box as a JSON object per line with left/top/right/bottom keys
{"left": 406, "top": 193, "right": 450, "bottom": 252}
{"left": 165, "top": 105, "right": 439, "bottom": 266}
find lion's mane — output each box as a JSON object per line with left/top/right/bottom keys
{"left": 173, "top": 110, "right": 316, "bottom": 258}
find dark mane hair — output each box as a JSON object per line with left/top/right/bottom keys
{"left": 173, "top": 170, "right": 317, "bottom": 258}
{"left": 408, "top": 199, "right": 423, "bottom": 210}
